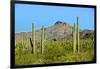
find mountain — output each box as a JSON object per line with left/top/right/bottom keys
{"left": 80, "top": 29, "right": 94, "bottom": 39}
{"left": 45, "top": 21, "right": 72, "bottom": 40}
{"left": 15, "top": 21, "right": 94, "bottom": 41}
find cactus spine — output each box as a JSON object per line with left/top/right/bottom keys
{"left": 32, "top": 23, "right": 35, "bottom": 54}
{"left": 77, "top": 16, "right": 80, "bottom": 52}
{"left": 40, "top": 25, "right": 45, "bottom": 55}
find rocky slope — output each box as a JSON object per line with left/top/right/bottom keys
{"left": 15, "top": 21, "right": 94, "bottom": 41}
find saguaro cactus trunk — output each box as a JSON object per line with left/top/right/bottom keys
{"left": 72, "top": 26, "right": 74, "bottom": 52}
{"left": 44, "top": 30, "right": 47, "bottom": 41}
{"left": 22, "top": 33, "right": 25, "bottom": 51}
{"left": 40, "top": 25, "right": 45, "bottom": 55}
{"left": 77, "top": 17, "right": 80, "bottom": 52}
{"left": 73, "top": 23, "right": 77, "bottom": 52}
{"left": 32, "top": 23, "right": 35, "bottom": 54}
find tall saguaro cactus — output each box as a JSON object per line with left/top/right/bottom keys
{"left": 32, "top": 23, "right": 35, "bottom": 54}
{"left": 72, "top": 17, "right": 80, "bottom": 53}
{"left": 77, "top": 17, "right": 80, "bottom": 52}
{"left": 40, "top": 25, "right": 45, "bottom": 55}
{"left": 73, "top": 23, "right": 77, "bottom": 52}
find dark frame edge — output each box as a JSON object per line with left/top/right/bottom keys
{"left": 14, "top": 61, "right": 96, "bottom": 68}
{"left": 10, "top": 0, "right": 15, "bottom": 69}
{"left": 14, "top": 0, "right": 96, "bottom": 8}
{"left": 94, "top": 6, "right": 97, "bottom": 63}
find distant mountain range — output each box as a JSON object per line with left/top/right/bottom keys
{"left": 15, "top": 21, "right": 94, "bottom": 41}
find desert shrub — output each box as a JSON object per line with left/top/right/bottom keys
{"left": 15, "top": 38, "right": 94, "bottom": 65}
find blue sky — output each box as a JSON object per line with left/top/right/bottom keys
{"left": 15, "top": 4, "right": 94, "bottom": 33}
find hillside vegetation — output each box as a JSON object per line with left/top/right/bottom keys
{"left": 15, "top": 38, "right": 94, "bottom": 65}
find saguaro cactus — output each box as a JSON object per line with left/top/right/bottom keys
{"left": 73, "top": 23, "right": 77, "bottom": 52}
{"left": 72, "top": 17, "right": 80, "bottom": 53}
{"left": 72, "top": 26, "right": 74, "bottom": 52}
{"left": 32, "top": 23, "right": 35, "bottom": 54}
{"left": 40, "top": 25, "right": 45, "bottom": 55}
{"left": 77, "top": 16, "right": 80, "bottom": 52}
{"left": 44, "top": 30, "right": 47, "bottom": 41}
{"left": 22, "top": 32, "right": 25, "bottom": 52}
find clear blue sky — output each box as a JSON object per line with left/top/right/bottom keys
{"left": 15, "top": 4, "right": 94, "bottom": 33}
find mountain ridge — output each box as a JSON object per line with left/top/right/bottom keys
{"left": 15, "top": 21, "right": 94, "bottom": 41}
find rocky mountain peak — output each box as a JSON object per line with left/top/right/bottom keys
{"left": 54, "top": 21, "right": 67, "bottom": 25}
